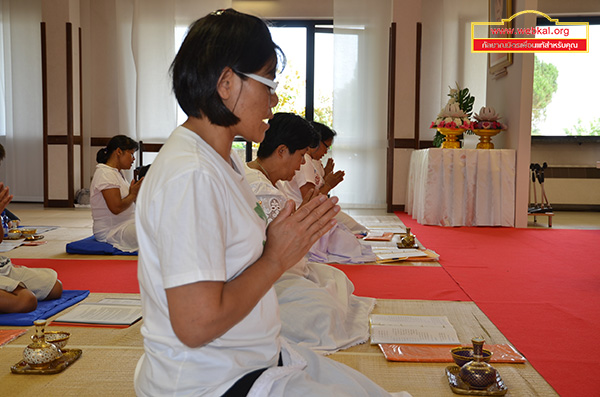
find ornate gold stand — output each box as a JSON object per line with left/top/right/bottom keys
{"left": 437, "top": 128, "right": 465, "bottom": 149}
{"left": 472, "top": 129, "right": 501, "bottom": 149}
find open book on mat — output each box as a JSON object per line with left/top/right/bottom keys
{"left": 51, "top": 298, "right": 142, "bottom": 328}
{"left": 370, "top": 314, "right": 459, "bottom": 345}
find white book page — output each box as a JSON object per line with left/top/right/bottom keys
{"left": 370, "top": 324, "right": 460, "bottom": 345}
{"left": 370, "top": 314, "right": 453, "bottom": 327}
{"left": 370, "top": 315, "right": 459, "bottom": 344}
{"left": 97, "top": 298, "right": 142, "bottom": 306}
{"left": 55, "top": 304, "right": 142, "bottom": 325}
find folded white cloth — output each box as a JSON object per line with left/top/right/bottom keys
{"left": 276, "top": 262, "right": 375, "bottom": 355}
{"left": 249, "top": 339, "right": 410, "bottom": 397}
{"left": 308, "top": 223, "right": 376, "bottom": 264}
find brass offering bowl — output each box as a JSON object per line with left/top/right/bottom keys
{"left": 20, "top": 228, "right": 37, "bottom": 236}
{"left": 6, "top": 229, "right": 22, "bottom": 239}
{"left": 44, "top": 331, "right": 70, "bottom": 351}
{"left": 451, "top": 346, "right": 492, "bottom": 367}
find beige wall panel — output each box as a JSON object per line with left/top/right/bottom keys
{"left": 392, "top": 1, "right": 419, "bottom": 140}
{"left": 531, "top": 143, "right": 599, "bottom": 167}
{"left": 392, "top": 148, "right": 413, "bottom": 206}
{"left": 47, "top": 145, "right": 69, "bottom": 199}
{"left": 43, "top": 11, "right": 68, "bottom": 135}
{"left": 543, "top": 179, "right": 600, "bottom": 205}
{"left": 74, "top": 144, "right": 82, "bottom": 192}
{"left": 72, "top": 28, "right": 81, "bottom": 137}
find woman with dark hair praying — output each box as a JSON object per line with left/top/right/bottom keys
{"left": 90, "top": 134, "right": 142, "bottom": 252}
{"left": 134, "top": 9, "right": 399, "bottom": 397}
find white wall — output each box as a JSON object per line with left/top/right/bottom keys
{"left": 232, "top": 0, "right": 332, "bottom": 19}
{"left": 392, "top": 0, "right": 488, "bottom": 206}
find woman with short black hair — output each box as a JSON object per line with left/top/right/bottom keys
{"left": 134, "top": 9, "right": 396, "bottom": 397}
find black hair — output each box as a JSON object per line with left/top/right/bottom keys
{"left": 310, "top": 121, "right": 337, "bottom": 143}
{"left": 96, "top": 135, "right": 139, "bottom": 164}
{"left": 170, "top": 9, "right": 286, "bottom": 126}
{"left": 0, "top": 143, "right": 4, "bottom": 162}
{"left": 257, "top": 113, "right": 318, "bottom": 158}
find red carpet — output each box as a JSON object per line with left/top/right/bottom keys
{"left": 11, "top": 258, "right": 139, "bottom": 293}
{"left": 331, "top": 264, "right": 469, "bottom": 301}
{"left": 11, "top": 258, "right": 468, "bottom": 301}
{"left": 396, "top": 211, "right": 600, "bottom": 397}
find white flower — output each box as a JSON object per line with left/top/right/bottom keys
{"left": 474, "top": 106, "right": 502, "bottom": 122}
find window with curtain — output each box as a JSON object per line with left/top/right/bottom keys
{"left": 0, "top": 0, "right": 43, "bottom": 202}
{"left": 333, "top": 0, "right": 391, "bottom": 208}
{"left": 268, "top": 21, "right": 334, "bottom": 128}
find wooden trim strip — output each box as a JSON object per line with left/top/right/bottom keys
{"left": 66, "top": 22, "right": 74, "bottom": 207}
{"left": 544, "top": 167, "right": 600, "bottom": 179}
{"left": 386, "top": 22, "right": 396, "bottom": 213}
{"left": 46, "top": 200, "right": 71, "bottom": 208}
{"left": 393, "top": 139, "right": 434, "bottom": 149}
{"left": 41, "top": 22, "right": 48, "bottom": 207}
{"left": 390, "top": 204, "right": 405, "bottom": 212}
{"left": 414, "top": 22, "right": 422, "bottom": 150}
{"left": 79, "top": 27, "right": 84, "bottom": 187}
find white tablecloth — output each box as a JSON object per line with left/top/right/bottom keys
{"left": 406, "top": 148, "right": 515, "bottom": 227}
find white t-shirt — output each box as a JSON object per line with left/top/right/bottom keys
{"left": 312, "top": 158, "right": 325, "bottom": 181}
{"left": 134, "top": 126, "right": 280, "bottom": 396}
{"left": 90, "top": 164, "right": 138, "bottom": 251}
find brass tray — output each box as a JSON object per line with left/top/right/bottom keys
{"left": 445, "top": 366, "right": 508, "bottom": 396}
{"left": 11, "top": 348, "right": 82, "bottom": 375}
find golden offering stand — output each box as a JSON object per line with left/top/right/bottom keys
{"left": 437, "top": 128, "right": 465, "bottom": 149}
{"left": 472, "top": 129, "right": 501, "bottom": 149}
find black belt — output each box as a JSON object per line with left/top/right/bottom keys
{"left": 221, "top": 353, "right": 283, "bottom": 397}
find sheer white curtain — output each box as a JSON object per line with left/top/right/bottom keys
{"left": 127, "top": 0, "right": 231, "bottom": 143}
{"left": 0, "top": 0, "right": 43, "bottom": 202}
{"left": 332, "top": 0, "right": 391, "bottom": 208}
{"left": 84, "top": 0, "right": 229, "bottom": 182}
{"left": 0, "top": 0, "right": 7, "bottom": 139}
{"left": 88, "top": 0, "right": 178, "bottom": 144}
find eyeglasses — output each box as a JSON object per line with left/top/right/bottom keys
{"left": 240, "top": 73, "right": 278, "bottom": 95}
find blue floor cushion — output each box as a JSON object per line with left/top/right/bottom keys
{"left": 0, "top": 290, "right": 90, "bottom": 326}
{"left": 66, "top": 236, "right": 137, "bottom": 256}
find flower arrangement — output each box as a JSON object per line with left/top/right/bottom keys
{"left": 430, "top": 103, "right": 472, "bottom": 129}
{"left": 431, "top": 83, "right": 475, "bottom": 147}
{"left": 472, "top": 106, "right": 507, "bottom": 130}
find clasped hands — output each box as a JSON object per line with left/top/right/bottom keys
{"left": 263, "top": 192, "right": 339, "bottom": 273}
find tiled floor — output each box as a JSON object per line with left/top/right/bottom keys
{"left": 343, "top": 206, "right": 600, "bottom": 230}
{"left": 8, "top": 202, "right": 600, "bottom": 230}
{"left": 3, "top": 201, "right": 599, "bottom": 259}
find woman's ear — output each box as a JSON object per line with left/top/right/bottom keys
{"left": 216, "top": 67, "right": 236, "bottom": 101}
{"left": 276, "top": 144, "right": 287, "bottom": 158}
